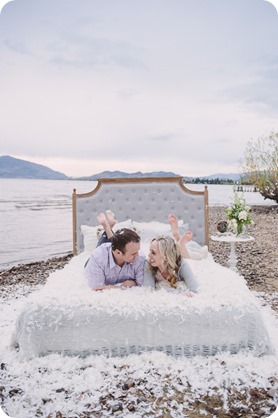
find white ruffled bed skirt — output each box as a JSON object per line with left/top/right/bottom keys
{"left": 12, "top": 299, "right": 271, "bottom": 358}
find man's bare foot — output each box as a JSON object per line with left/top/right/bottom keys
{"left": 96, "top": 212, "right": 114, "bottom": 239}
{"left": 106, "top": 210, "right": 117, "bottom": 228}
{"left": 179, "top": 231, "right": 193, "bottom": 246}
{"left": 97, "top": 213, "right": 109, "bottom": 229}
{"left": 168, "top": 214, "right": 180, "bottom": 241}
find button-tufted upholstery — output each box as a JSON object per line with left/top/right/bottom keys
{"left": 73, "top": 177, "right": 209, "bottom": 255}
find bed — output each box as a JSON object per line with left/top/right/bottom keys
{"left": 11, "top": 177, "right": 272, "bottom": 358}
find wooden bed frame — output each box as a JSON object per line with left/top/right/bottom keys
{"left": 72, "top": 177, "right": 209, "bottom": 255}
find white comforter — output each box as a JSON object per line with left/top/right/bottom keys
{"left": 11, "top": 251, "right": 272, "bottom": 358}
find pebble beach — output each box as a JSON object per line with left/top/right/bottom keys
{"left": 0, "top": 206, "right": 278, "bottom": 418}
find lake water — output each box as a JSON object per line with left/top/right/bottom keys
{"left": 0, "top": 179, "right": 273, "bottom": 269}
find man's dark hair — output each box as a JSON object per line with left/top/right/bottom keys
{"left": 111, "top": 228, "right": 140, "bottom": 253}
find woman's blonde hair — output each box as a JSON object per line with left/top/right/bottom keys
{"left": 150, "top": 236, "right": 182, "bottom": 288}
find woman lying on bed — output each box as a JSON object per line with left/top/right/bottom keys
{"left": 143, "top": 235, "right": 199, "bottom": 297}
{"left": 94, "top": 210, "right": 199, "bottom": 296}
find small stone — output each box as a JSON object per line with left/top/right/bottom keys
{"left": 56, "top": 388, "right": 65, "bottom": 393}
{"left": 127, "top": 402, "right": 136, "bottom": 411}
{"left": 128, "top": 387, "right": 137, "bottom": 395}
{"left": 137, "top": 395, "right": 148, "bottom": 403}
{"left": 110, "top": 402, "right": 123, "bottom": 412}
{"left": 91, "top": 405, "right": 101, "bottom": 412}
{"left": 42, "top": 398, "right": 53, "bottom": 404}
{"left": 267, "top": 388, "right": 278, "bottom": 398}
{"left": 113, "top": 390, "right": 125, "bottom": 398}
{"left": 122, "top": 379, "right": 135, "bottom": 390}
{"left": 9, "top": 388, "right": 23, "bottom": 397}
{"left": 250, "top": 388, "right": 264, "bottom": 399}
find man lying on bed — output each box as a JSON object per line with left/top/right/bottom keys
{"left": 84, "top": 228, "right": 145, "bottom": 291}
{"left": 84, "top": 211, "right": 199, "bottom": 296}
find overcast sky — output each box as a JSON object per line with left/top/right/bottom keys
{"left": 0, "top": 0, "right": 277, "bottom": 177}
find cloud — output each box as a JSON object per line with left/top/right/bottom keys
{"left": 148, "top": 133, "right": 179, "bottom": 142}
{"left": 0, "top": 0, "right": 278, "bottom": 177}
{"left": 3, "top": 38, "right": 30, "bottom": 54}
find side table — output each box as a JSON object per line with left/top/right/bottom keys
{"left": 210, "top": 234, "right": 254, "bottom": 273}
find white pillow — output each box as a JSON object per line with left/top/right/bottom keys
{"left": 81, "top": 225, "right": 100, "bottom": 253}
{"left": 81, "top": 219, "right": 134, "bottom": 253}
{"left": 113, "top": 219, "right": 134, "bottom": 232}
{"left": 133, "top": 220, "right": 189, "bottom": 243}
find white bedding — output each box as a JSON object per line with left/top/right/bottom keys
{"left": 11, "top": 245, "right": 272, "bottom": 358}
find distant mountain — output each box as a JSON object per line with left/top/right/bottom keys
{"left": 0, "top": 155, "right": 68, "bottom": 180}
{"left": 80, "top": 170, "right": 181, "bottom": 180}
{"left": 75, "top": 170, "right": 242, "bottom": 182}
{"left": 201, "top": 173, "right": 241, "bottom": 181}
{"left": 0, "top": 156, "right": 242, "bottom": 182}
{"left": 189, "top": 173, "right": 241, "bottom": 182}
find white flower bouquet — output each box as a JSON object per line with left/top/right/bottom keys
{"left": 225, "top": 188, "right": 253, "bottom": 235}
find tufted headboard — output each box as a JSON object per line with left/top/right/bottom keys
{"left": 72, "top": 177, "right": 209, "bottom": 255}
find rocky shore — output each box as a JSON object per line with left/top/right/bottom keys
{"left": 0, "top": 206, "right": 277, "bottom": 418}
{"left": 0, "top": 253, "right": 73, "bottom": 296}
